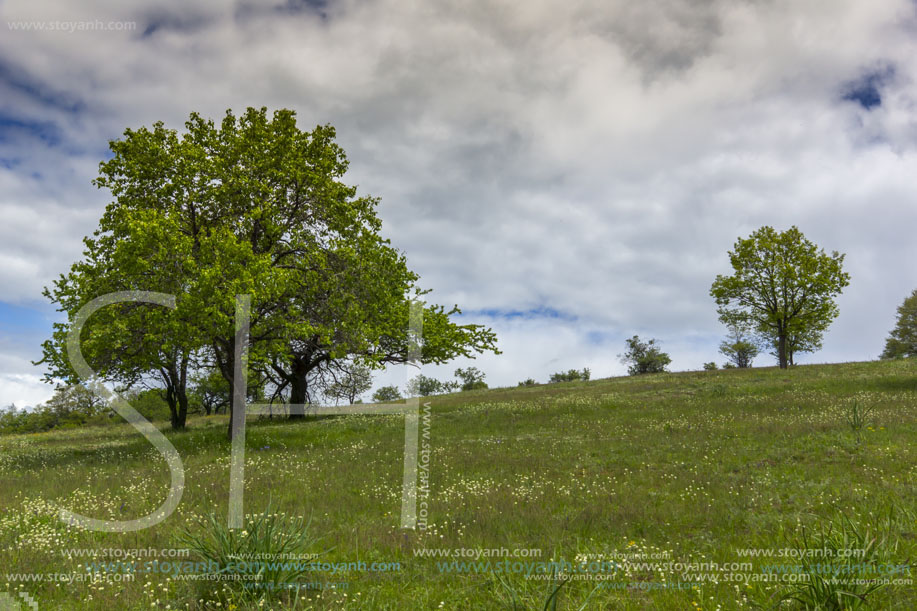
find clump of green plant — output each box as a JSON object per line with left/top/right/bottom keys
{"left": 764, "top": 512, "right": 895, "bottom": 610}
{"left": 491, "top": 560, "right": 600, "bottom": 611}
{"left": 177, "top": 504, "right": 322, "bottom": 604}
{"left": 844, "top": 397, "right": 874, "bottom": 443}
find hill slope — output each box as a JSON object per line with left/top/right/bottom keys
{"left": 1, "top": 360, "right": 915, "bottom": 609}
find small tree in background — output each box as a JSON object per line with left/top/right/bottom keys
{"left": 703, "top": 362, "right": 718, "bottom": 371}
{"left": 190, "top": 369, "right": 230, "bottom": 415}
{"left": 405, "top": 374, "right": 458, "bottom": 397}
{"left": 517, "top": 378, "right": 537, "bottom": 387}
{"left": 881, "top": 289, "right": 917, "bottom": 359}
{"left": 719, "top": 320, "right": 760, "bottom": 368}
{"left": 620, "top": 336, "right": 671, "bottom": 375}
{"left": 324, "top": 362, "right": 373, "bottom": 404}
{"left": 372, "top": 385, "right": 402, "bottom": 403}
{"left": 454, "top": 367, "right": 488, "bottom": 391}
{"left": 548, "top": 368, "right": 590, "bottom": 383}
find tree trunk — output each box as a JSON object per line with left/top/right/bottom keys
{"left": 778, "top": 331, "right": 788, "bottom": 369}
{"left": 174, "top": 387, "right": 188, "bottom": 430}
{"left": 288, "top": 361, "right": 309, "bottom": 420}
{"left": 213, "top": 339, "right": 237, "bottom": 441}
{"left": 163, "top": 359, "right": 190, "bottom": 430}
{"left": 165, "top": 389, "right": 181, "bottom": 430}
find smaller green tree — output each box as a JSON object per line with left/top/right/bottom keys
{"left": 517, "top": 378, "right": 537, "bottom": 387}
{"left": 190, "top": 369, "right": 231, "bottom": 415}
{"left": 372, "top": 385, "right": 402, "bottom": 402}
{"left": 881, "top": 289, "right": 917, "bottom": 359}
{"left": 703, "top": 362, "right": 718, "bottom": 371}
{"left": 719, "top": 320, "right": 760, "bottom": 368}
{"left": 454, "top": 367, "right": 487, "bottom": 391}
{"left": 620, "top": 336, "right": 671, "bottom": 375}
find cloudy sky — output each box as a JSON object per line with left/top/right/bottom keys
{"left": 2, "top": 0, "right": 916, "bottom": 406}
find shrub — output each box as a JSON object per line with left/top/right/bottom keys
{"left": 619, "top": 336, "right": 671, "bottom": 375}
{"left": 548, "top": 368, "right": 590, "bottom": 383}
{"left": 703, "top": 362, "right": 718, "bottom": 371}
{"left": 517, "top": 378, "right": 537, "bottom": 387}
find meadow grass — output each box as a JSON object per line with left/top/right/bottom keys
{"left": 0, "top": 359, "right": 915, "bottom": 609}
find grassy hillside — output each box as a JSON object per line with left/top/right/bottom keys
{"left": 1, "top": 360, "right": 915, "bottom": 609}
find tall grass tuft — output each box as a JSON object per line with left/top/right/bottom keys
{"left": 492, "top": 562, "right": 601, "bottom": 611}
{"left": 767, "top": 511, "right": 895, "bottom": 610}
{"left": 176, "top": 504, "right": 321, "bottom": 604}
{"left": 844, "top": 397, "right": 874, "bottom": 444}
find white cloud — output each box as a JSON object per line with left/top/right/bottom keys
{"left": 0, "top": 373, "right": 53, "bottom": 409}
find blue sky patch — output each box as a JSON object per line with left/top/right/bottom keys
{"left": 842, "top": 65, "right": 895, "bottom": 110}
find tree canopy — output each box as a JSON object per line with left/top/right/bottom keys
{"left": 39, "top": 107, "right": 499, "bottom": 436}
{"left": 710, "top": 226, "right": 849, "bottom": 369}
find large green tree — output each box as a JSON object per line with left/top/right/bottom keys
{"left": 881, "top": 289, "right": 917, "bottom": 359}
{"left": 710, "top": 226, "right": 850, "bottom": 369}
{"left": 40, "top": 107, "right": 498, "bottom": 438}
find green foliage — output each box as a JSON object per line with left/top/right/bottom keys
{"left": 371, "top": 385, "right": 402, "bottom": 402}
{"left": 619, "top": 336, "right": 671, "bottom": 375}
{"left": 548, "top": 368, "right": 591, "bottom": 383}
{"left": 405, "top": 374, "right": 458, "bottom": 397}
{"left": 517, "top": 378, "right": 537, "bottom": 387}
{"left": 454, "top": 366, "right": 488, "bottom": 391}
{"left": 710, "top": 226, "right": 850, "bottom": 369}
{"left": 881, "top": 288, "right": 917, "bottom": 359}
{"left": 124, "top": 388, "right": 173, "bottom": 422}
{"left": 703, "top": 361, "right": 718, "bottom": 371}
